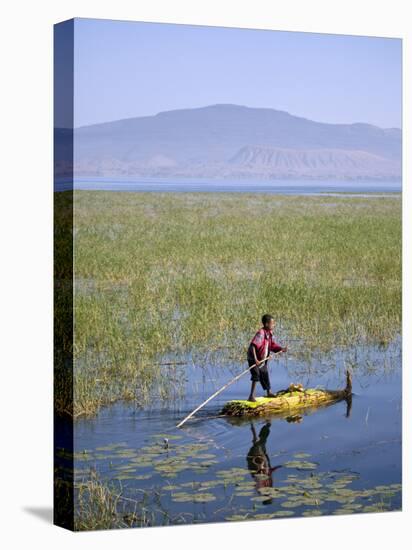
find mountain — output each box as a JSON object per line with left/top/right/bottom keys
{"left": 70, "top": 104, "right": 401, "bottom": 180}
{"left": 227, "top": 146, "right": 399, "bottom": 179}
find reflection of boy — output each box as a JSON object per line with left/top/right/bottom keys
{"left": 246, "top": 422, "right": 282, "bottom": 503}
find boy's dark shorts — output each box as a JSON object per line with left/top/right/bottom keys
{"left": 248, "top": 357, "right": 269, "bottom": 382}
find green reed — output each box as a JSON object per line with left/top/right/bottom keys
{"left": 57, "top": 191, "right": 402, "bottom": 416}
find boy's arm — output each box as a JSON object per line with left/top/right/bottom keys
{"left": 270, "top": 338, "right": 287, "bottom": 353}
{"left": 252, "top": 344, "right": 261, "bottom": 365}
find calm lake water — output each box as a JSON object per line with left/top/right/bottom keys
{"left": 56, "top": 340, "right": 402, "bottom": 528}
{"left": 55, "top": 176, "right": 402, "bottom": 195}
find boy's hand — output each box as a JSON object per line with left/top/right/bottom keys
{"left": 282, "top": 346, "right": 288, "bottom": 353}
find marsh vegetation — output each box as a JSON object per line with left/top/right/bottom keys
{"left": 57, "top": 191, "right": 401, "bottom": 417}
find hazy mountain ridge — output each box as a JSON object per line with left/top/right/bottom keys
{"left": 66, "top": 104, "right": 401, "bottom": 180}
{"left": 227, "top": 145, "right": 399, "bottom": 178}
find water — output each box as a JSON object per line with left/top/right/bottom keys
{"left": 54, "top": 176, "right": 402, "bottom": 195}
{"left": 57, "top": 342, "right": 402, "bottom": 528}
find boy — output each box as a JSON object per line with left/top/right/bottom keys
{"left": 247, "top": 314, "right": 287, "bottom": 402}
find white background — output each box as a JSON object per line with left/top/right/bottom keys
{"left": 0, "top": 0, "right": 409, "bottom": 548}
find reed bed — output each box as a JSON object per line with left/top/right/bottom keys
{"left": 74, "top": 471, "right": 155, "bottom": 530}
{"left": 54, "top": 191, "right": 401, "bottom": 416}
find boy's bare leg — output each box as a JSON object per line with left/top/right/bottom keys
{"left": 261, "top": 366, "right": 275, "bottom": 397}
{"left": 248, "top": 381, "right": 257, "bottom": 402}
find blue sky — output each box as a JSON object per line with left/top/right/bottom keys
{"left": 73, "top": 18, "right": 402, "bottom": 129}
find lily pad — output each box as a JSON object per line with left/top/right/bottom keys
{"left": 293, "top": 453, "right": 312, "bottom": 459}
{"left": 302, "top": 509, "right": 323, "bottom": 517}
{"left": 251, "top": 495, "right": 274, "bottom": 502}
{"left": 115, "top": 450, "right": 138, "bottom": 458}
{"left": 216, "top": 467, "right": 250, "bottom": 477}
{"left": 283, "top": 461, "right": 318, "bottom": 471}
{"left": 253, "top": 513, "right": 280, "bottom": 520}
{"left": 192, "top": 493, "right": 217, "bottom": 503}
{"left": 199, "top": 480, "right": 225, "bottom": 489}
{"left": 225, "top": 514, "right": 250, "bottom": 521}
{"left": 333, "top": 508, "right": 353, "bottom": 515}
{"left": 171, "top": 492, "right": 216, "bottom": 503}
{"left": 280, "top": 500, "right": 303, "bottom": 508}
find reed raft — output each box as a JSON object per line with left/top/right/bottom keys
{"left": 220, "top": 370, "right": 352, "bottom": 417}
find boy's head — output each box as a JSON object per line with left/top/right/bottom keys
{"left": 262, "top": 314, "right": 275, "bottom": 330}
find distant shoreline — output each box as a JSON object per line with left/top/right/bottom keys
{"left": 54, "top": 177, "right": 402, "bottom": 195}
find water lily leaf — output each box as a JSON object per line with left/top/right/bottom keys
{"left": 305, "top": 499, "right": 324, "bottom": 506}
{"left": 257, "top": 487, "right": 276, "bottom": 495}
{"left": 253, "top": 513, "right": 280, "bottom": 520}
{"left": 260, "top": 488, "right": 283, "bottom": 498}
{"left": 280, "top": 500, "right": 303, "bottom": 508}
{"left": 171, "top": 493, "right": 193, "bottom": 502}
{"left": 171, "top": 492, "right": 216, "bottom": 503}
{"left": 225, "top": 514, "right": 250, "bottom": 521}
{"left": 270, "top": 510, "right": 295, "bottom": 517}
{"left": 236, "top": 481, "right": 257, "bottom": 489}
{"left": 283, "top": 461, "right": 318, "bottom": 470}
{"left": 216, "top": 467, "right": 250, "bottom": 477}
{"left": 358, "top": 490, "right": 375, "bottom": 498}
{"left": 302, "top": 509, "right": 323, "bottom": 516}
{"left": 115, "top": 450, "right": 138, "bottom": 458}
{"left": 251, "top": 495, "right": 274, "bottom": 502}
{"left": 325, "top": 496, "right": 355, "bottom": 504}
{"left": 192, "top": 493, "right": 217, "bottom": 503}
{"left": 161, "top": 485, "right": 180, "bottom": 491}
{"left": 195, "top": 460, "right": 219, "bottom": 467}
{"left": 199, "top": 480, "right": 226, "bottom": 489}
{"left": 299, "top": 482, "right": 323, "bottom": 490}
{"left": 333, "top": 508, "right": 353, "bottom": 515}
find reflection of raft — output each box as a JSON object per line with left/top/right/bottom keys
{"left": 220, "top": 370, "right": 352, "bottom": 417}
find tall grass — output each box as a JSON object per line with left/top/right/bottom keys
{"left": 74, "top": 470, "right": 155, "bottom": 530}
{"left": 63, "top": 191, "right": 401, "bottom": 416}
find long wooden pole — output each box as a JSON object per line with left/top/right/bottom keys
{"left": 176, "top": 353, "right": 274, "bottom": 428}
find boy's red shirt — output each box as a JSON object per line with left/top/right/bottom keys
{"left": 247, "top": 327, "right": 283, "bottom": 362}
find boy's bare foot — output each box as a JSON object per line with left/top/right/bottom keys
{"left": 248, "top": 395, "right": 257, "bottom": 402}
{"left": 266, "top": 390, "right": 276, "bottom": 398}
